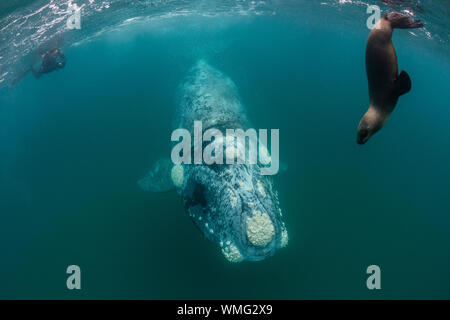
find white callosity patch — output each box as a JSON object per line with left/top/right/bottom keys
{"left": 236, "top": 176, "right": 252, "bottom": 193}
{"left": 171, "top": 164, "right": 184, "bottom": 187}
{"left": 281, "top": 228, "right": 289, "bottom": 248}
{"left": 256, "top": 180, "right": 266, "bottom": 198}
{"left": 221, "top": 243, "right": 243, "bottom": 263}
{"left": 227, "top": 187, "right": 238, "bottom": 208}
{"left": 246, "top": 210, "right": 275, "bottom": 247}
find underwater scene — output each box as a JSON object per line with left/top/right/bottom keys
{"left": 0, "top": 0, "right": 449, "bottom": 299}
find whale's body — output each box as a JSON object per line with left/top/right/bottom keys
{"left": 140, "top": 61, "right": 288, "bottom": 262}
{"left": 174, "top": 60, "right": 248, "bottom": 135}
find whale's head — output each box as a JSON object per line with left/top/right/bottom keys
{"left": 180, "top": 138, "right": 288, "bottom": 263}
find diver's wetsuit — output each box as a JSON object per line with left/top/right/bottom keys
{"left": 31, "top": 48, "right": 66, "bottom": 78}
{"left": 11, "top": 48, "right": 66, "bottom": 85}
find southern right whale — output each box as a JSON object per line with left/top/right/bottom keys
{"left": 139, "top": 60, "right": 288, "bottom": 262}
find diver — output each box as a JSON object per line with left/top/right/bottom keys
{"left": 12, "top": 46, "right": 66, "bottom": 85}
{"left": 31, "top": 47, "right": 66, "bottom": 79}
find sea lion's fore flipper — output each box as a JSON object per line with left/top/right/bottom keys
{"left": 138, "top": 158, "right": 177, "bottom": 193}
{"left": 394, "top": 70, "right": 411, "bottom": 97}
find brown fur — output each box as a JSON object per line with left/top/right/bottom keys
{"left": 357, "top": 13, "right": 422, "bottom": 145}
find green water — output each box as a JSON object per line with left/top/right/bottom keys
{"left": 1, "top": 10, "right": 449, "bottom": 299}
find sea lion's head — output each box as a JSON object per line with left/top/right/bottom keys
{"left": 357, "top": 107, "right": 386, "bottom": 145}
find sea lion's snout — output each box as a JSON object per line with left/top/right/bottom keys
{"left": 357, "top": 116, "right": 373, "bottom": 145}
{"left": 357, "top": 128, "right": 370, "bottom": 145}
{"left": 357, "top": 108, "right": 385, "bottom": 145}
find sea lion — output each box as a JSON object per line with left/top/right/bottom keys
{"left": 357, "top": 12, "right": 423, "bottom": 145}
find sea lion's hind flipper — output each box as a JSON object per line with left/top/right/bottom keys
{"left": 138, "top": 158, "right": 176, "bottom": 193}
{"left": 385, "top": 12, "right": 423, "bottom": 29}
{"left": 396, "top": 18, "right": 423, "bottom": 29}
{"left": 394, "top": 70, "right": 411, "bottom": 97}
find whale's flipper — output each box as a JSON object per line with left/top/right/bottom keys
{"left": 138, "top": 158, "right": 178, "bottom": 193}
{"left": 394, "top": 70, "right": 411, "bottom": 97}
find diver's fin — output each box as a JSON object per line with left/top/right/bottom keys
{"left": 394, "top": 70, "right": 411, "bottom": 97}
{"left": 11, "top": 68, "right": 31, "bottom": 86}
{"left": 138, "top": 158, "right": 177, "bottom": 193}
